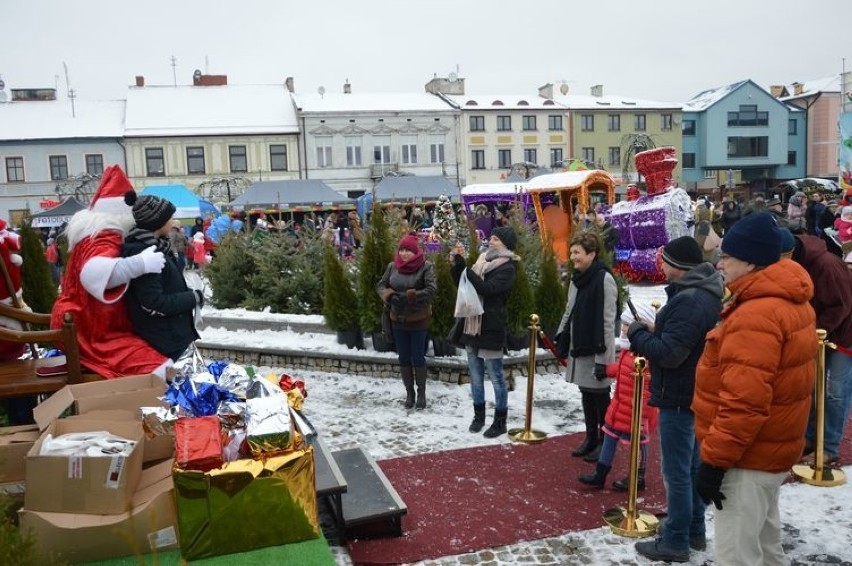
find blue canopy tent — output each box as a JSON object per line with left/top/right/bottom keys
{"left": 140, "top": 185, "right": 201, "bottom": 219}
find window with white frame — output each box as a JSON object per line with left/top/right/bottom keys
{"left": 471, "top": 149, "right": 485, "bottom": 170}
{"left": 430, "top": 137, "right": 445, "bottom": 164}
{"left": 581, "top": 114, "right": 594, "bottom": 131}
{"left": 373, "top": 136, "right": 391, "bottom": 164}
{"left": 550, "top": 147, "right": 563, "bottom": 166}
{"left": 498, "top": 149, "right": 512, "bottom": 168}
{"left": 346, "top": 138, "right": 362, "bottom": 166}
{"left": 523, "top": 148, "right": 537, "bottom": 163}
{"left": 497, "top": 115, "right": 512, "bottom": 131}
{"left": 401, "top": 138, "right": 418, "bottom": 164}
{"left": 470, "top": 115, "right": 485, "bottom": 131}
{"left": 522, "top": 115, "right": 537, "bottom": 131}
{"left": 581, "top": 147, "right": 595, "bottom": 163}
{"left": 704, "top": 169, "right": 717, "bottom": 179}
{"left": 229, "top": 145, "right": 248, "bottom": 173}
{"left": 634, "top": 114, "right": 646, "bottom": 131}
{"left": 661, "top": 113, "right": 673, "bottom": 130}
{"left": 316, "top": 137, "right": 333, "bottom": 168}
{"left": 186, "top": 147, "right": 205, "bottom": 175}
{"left": 607, "top": 114, "right": 620, "bottom": 132}
{"left": 548, "top": 115, "right": 563, "bottom": 131}
{"left": 5, "top": 157, "right": 24, "bottom": 182}
{"left": 270, "top": 145, "right": 288, "bottom": 171}
{"left": 49, "top": 155, "right": 68, "bottom": 180}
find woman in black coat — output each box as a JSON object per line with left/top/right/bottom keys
{"left": 451, "top": 226, "right": 518, "bottom": 438}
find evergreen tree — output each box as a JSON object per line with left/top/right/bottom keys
{"left": 206, "top": 233, "right": 256, "bottom": 309}
{"left": 431, "top": 194, "right": 459, "bottom": 249}
{"left": 505, "top": 258, "right": 535, "bottom": 345}
{"left": 19, "top": 222, "right": 56, "bottom": 316}
{"left": 535, "top": 243, "right": 566, "bottom": 338}
{"left": 322, "top": 242, "right": 358, "bottom": 331}
{"left": 356, "top": 201, "right": 394, "bottom": 336}
{"left": 428, "top": 252, "right": 456, "bottom": 353}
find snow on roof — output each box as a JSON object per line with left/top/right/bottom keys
{"left": 443, "top": 94, "right": 565, "bottom": 110}
{"left": 779, "top": 76, "right": 842, "bottom": 101}
{"left": 526, "top": 170, "right": 615, "bottom": 191}
{"left": 124, "top": 84, "right": 298, "bottom": 137}
{"left": 0, "top": 98, "right": 125, "bottom": 141}
{"left": 682, "top": 80, "right": 749, "bottom": 111}
{"left": 292, "top": 92, "right": 455, "bottom": 113}
{"left": 549, "top": 93, "right": 680, "bottom": 111}
{"left": 461, "top": 182, "right": 528, "bottom": 196}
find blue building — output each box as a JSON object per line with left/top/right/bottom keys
{"left": 681, "top": 79, "right": 806, "bottom": 199}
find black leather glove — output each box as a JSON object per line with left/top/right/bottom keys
{"left": 194, "top": 289, "right": 204, "bottom": 308}
{"left": 627, "top": 320, "right": 646, "bottom": 339}
{"left": 389, "top": 293, "right": 404, "bottom": 309}
{"left": 594, "top": 363, "right": 607, "bottom": 380}
{"left": 695, "top": 463, "right": 727, "bottom": 510}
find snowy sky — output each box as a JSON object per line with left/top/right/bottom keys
{"left": 3, "top": 0, "right": 850, "bottom": 105}
{"left": 197, "top": 284, "right": 852, "bottom": 563}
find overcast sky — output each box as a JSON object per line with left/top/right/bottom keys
{"left": 3, "top": 0, "right": 850, "bottom": 105}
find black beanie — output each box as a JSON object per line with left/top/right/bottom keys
{"left": 662, "top": 236, "right": 703, "bottom": 270}
{"left": 721, "top": 212, "right": 781, "bottom": 267}
{"left": 491, "top": 226, "right": 517, "bottom": 251}
{"left": 124, "top": 191, "right": 176, "bottom": 231}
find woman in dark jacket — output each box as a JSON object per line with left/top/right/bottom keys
{"left": 720, "top": 201, "right": 741, "bottom": 234}
{"left": 377, "top": 233, "right": 437, "bottom": 409}
{"left": 451, "top": 226, "right": 518, "bottom": 438}
{"left": 122, "top": 192, "right": 201, "bottom": 361}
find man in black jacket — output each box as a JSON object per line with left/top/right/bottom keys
{"left": 628, "top": 236, "right": 724, "bottom": 563}
{"left": 122, "top": 192, "right": 202, "bottom": 363}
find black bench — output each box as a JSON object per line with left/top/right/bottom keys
{"left": 331, "top": 447, "right": 407, "bottom": 538}
{"left": 312, "top": 435, "right": 348, "bottom": 526}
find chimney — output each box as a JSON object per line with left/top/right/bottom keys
{"left": 285, "top": 77, "right": 294, "bottom": 93}
{"left": 193, "top": 74, "right": 228, "bottom": 86}
{"left": 135, "top": 75, "right": 145, "bottom": 87}
{"left": 792, "top": 82, "right": 804, "bottom": 96}
{"left": 591, "top": 84, "right": 603, "bottom": 97}
{"left": 769, "top": 85, "right": 784, "bottom": 98}
{"left": 424, "top": 76, "right": 465, "bottom": 95}
{"left": 538, "top": 83, "right": 554, "bottom": 99}
{"left": 343, "top": 79, "right": 351, "bottom": 94}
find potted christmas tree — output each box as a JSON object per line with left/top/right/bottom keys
{"left": 323, "top": 242, "right": 363, "bottom": 349}
{"left": 428, "top": 252, "right": 457, "bottom": 356}
{"left": 19, "top": 222, "right": 57, "bottom": 317}
{"left": 534, "top": 242, "right": 566, "bottom": 339}
{"left": 356, "top": 201, "right": 395, "bottom": 351}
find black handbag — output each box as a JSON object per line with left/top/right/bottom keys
{"left": 446, "top": 317, "right": 464, "bottom": 347}
{"left": 554, "top": 309, "right": 573, "bottom": 359}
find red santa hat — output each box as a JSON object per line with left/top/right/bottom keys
{"left": 89, "top": 165, "right": 135, "bottom": 214}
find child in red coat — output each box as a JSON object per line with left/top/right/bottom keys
{"left": 579, "top": 301, "right": 658, "bottom": 490}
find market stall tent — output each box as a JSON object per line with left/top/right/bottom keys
{"left": 373, "top": 175, "right": 459, "bottom": 203}
{"left": 230, "top": 180, "right": 353, "bottom": 211}
{"left": 140, "top": 185, "right": 201, "bottom": 219}
{"left": 29, "top": 197, "right": 86, "bottom": 228}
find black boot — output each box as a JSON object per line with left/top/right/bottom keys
{"left": 401, "top": 366, "right": 415, "bottom": 409}
{"left": 469, "top": 403, "right": 486, "bottom": 433}
{"left": 578, "top": 463, "right": 611, "bottom": 488}
{"left": 572, "top": 393, "right": 599, "bottom": 457}
{"left": 483, "top": 409, "right": 507, "bottom": 438}
{"left": 414, "top": 366, "right": 427, "bottom": 410}
{"left": 583, "top": 391, "right": 610, "bottom": 461}
{"left": 583, "top": 444, "right": 602, "bottom": 462}
{"left": 612, "top": 469, "right": 646, "bottom": 492}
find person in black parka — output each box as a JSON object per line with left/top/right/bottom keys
{"left": 122, "top": 192, "right": 201, "bottom": 362}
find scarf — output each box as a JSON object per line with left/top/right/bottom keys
{"left": 570, "top": 260, "right": 608, "bottom": 357}
{"left": 394, "top": 248, "right": 426, "bottom": 274}
{"left": 464, "top": 248, "right": 518, "bottom": 336}
{"left": 128, "top": 226, "right": 173, "bottom": 257}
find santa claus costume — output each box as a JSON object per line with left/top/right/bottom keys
{"left": 50, "top": 166, "right": 171, "bottom": 379}
{"left": 0, "top": 219, "right": 27, "bottom": 361}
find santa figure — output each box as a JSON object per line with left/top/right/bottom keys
{"left": 50, "top": 165, "right": 171, "bottom": 379}
{"left": 0, "top": 219, "right": 27, "bottom": 360}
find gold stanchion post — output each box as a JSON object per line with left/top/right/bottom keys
{"left": 509, "top": 314, "right": 547, "bottom": 443}
{"left": 792, "top": 329, "right": 846, "bottom": 486}
{"left": 603, "top": 356, "right": 659, "bottom": 537}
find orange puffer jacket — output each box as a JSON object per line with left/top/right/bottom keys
{"left": 693, "top": 259, "right": 817, "bottom": 473}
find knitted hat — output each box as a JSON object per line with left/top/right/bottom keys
{"left": 193, "top": 231, "right": 205, "bottom": 242}
{"left": 778, "top": 227, "right": 796, "bottom": 254}
{"left": 90, "top": 165, "right": 134, "bottom": 214}
{"left": 842, "top": 206, "right": 852, "bottom": 217}
{"left": 661, "top": 236, "right": 703, "bottom": 270}
{"left": 766, "top": 197, "right": 782, "bottom": 207}
{"left": 491, "top": 226, "right": 517, "bottom": 251}
{"left": 124, "top": 191, "right": 176, "bottom": 231}
{"left": 720, "top": 212, "right": 781, "bottom": 267}
{"left": 620, "top": 301, "right": 657, "bottom": 325}
{"left": 398, "top": 233, "right": 420, "bottom": 253}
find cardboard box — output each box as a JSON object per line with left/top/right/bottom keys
{"left": 25, "top": 418, "right": 144, "bottom": 514}
{"left": 33, "top": 374, "right": 174, "bottom": 463}
{"left": 174, "top": 446, "right": 318, "bottom": 560}
{"left": 19, "top": 460, "right": 179, "bottom": 564}
{"left": 0, "top": 424, "right": 39, "bottom": 483}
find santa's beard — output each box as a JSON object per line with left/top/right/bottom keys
{"left": 65, "top": 209, "right": 135, "bottom": 251}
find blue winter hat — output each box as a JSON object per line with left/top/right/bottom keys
{"left": 778, "top": 227, "right": 795, "bottom": 254}
{"left": 721, "top": 212, "right": 781, "bottom": 267}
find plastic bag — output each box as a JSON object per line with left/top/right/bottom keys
{"left": 454, "top": 270, "right": 484, "bottom": 318}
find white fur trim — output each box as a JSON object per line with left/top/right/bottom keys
{"left": 65, "top": 209, "right": 134, "bottom": 250}
{"left": 81, "top": 256, "right": 127, "bottom": 303}
{"left": 9, "top": 254, "right": 22, "bottom": 266}
{"left": 91, "top": 196, "right": 132, "bottom": 215}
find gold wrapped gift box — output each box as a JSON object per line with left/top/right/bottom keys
{"left": 173, "top": 446, "right": 318, "bottom": 561}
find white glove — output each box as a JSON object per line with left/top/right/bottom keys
{"left": 138, "top": 245, "right": 166, "bottom": 274}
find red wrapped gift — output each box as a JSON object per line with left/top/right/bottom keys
{"left": 175, "top": 415, "right": 224, "bottom": 471}
{"left": 279, "top": 373, "right": 307, "bottom": 398}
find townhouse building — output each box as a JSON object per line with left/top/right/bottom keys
{"left": 123, "top": 74, "right": 300, "bottom": 204}
{"left": 0, "top": 85, "right": 125, "bottom": 223}
{"left": 292, "top": 81, "right": 460, "bottom": 198}
{"left": 681, "top": 79, "right": 806, "bottom": 198}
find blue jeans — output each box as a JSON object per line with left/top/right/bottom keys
{"left": 393, "top": 329, "right": 428, "bottom": 368}
{"left": 465, "top": 347, "right": 508, "bottom": 411}
{"left": 806, "top": 348, "right": 852, "bottom": 457}
{"left": 658, "top": 407, "right": 705, "bottom": 552}
{"left": 598, "top": 431, "right": 648, "bottom": 470}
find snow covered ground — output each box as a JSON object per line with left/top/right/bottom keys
{"left": 197, "top": 284, "right": 852, "bottom": 564}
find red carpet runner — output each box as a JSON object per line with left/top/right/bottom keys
{"left": 347, "top": 432, "right": 666, "bottom": 565}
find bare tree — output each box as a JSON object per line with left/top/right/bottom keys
{"left": 54, "top": 172, "right": 100, "bottom": 205}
